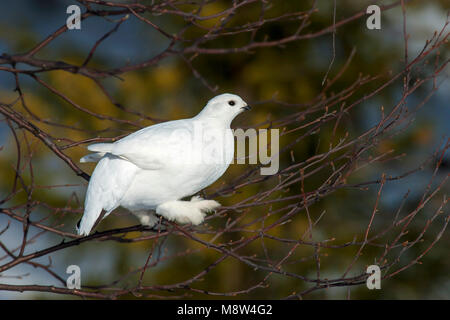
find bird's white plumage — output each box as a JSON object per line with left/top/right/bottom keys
{"left": 77, "top": 93, "right": 249, "bottom": 235}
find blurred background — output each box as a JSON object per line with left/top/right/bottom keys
{"left": 0, "top": 0, "right": 448, "bottom": 299}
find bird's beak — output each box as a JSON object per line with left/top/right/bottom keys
{"left": 241, "top": 105, "right": 251, "bottom": 111}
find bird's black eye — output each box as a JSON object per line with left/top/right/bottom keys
{"left": 228, "top": 100, "right": 235, "bottom": 106}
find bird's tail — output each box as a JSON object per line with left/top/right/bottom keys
{"left": 77, "top": 155, "right": 111, "bottom": 236}
{"left": 77, "top": 153, "right": 136, "bottom": 236}
{"left": 156, "top": 196, "right": 220, "bottom": 225}
{"left": 76, "top": 193, "right": 104, "bottom": 236}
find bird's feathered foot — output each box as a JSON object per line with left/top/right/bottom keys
{"left": 155, "top": 196, "right": 220, "bottom": 225}
{"left": 134, "top": 211, "right": 160, "bottom": 227}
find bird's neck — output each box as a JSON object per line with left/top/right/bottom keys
{"left": 192, "top": 113, "right": 233, "bottom": 129}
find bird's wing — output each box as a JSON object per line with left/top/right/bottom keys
{"left": 80, "top": 152, "right": 105, "bottom": 163}
{"left": 87, "top": 119, "right": 195, "bottom": 170}
{"left": 77, "top": 154, "right": 138, "bottom": 235}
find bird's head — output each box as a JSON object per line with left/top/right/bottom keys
{"left": 196, "top": 93, "right": 251, "bottom": 123}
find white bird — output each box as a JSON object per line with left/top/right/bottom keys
{"left": 76, "top": 93, "right": 250, "bottom": 235}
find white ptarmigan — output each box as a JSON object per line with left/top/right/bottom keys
{"left": 76, "top": 93, "right": 250, "bottom": 235}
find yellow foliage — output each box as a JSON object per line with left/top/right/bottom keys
{"left": 196, "top": 2, "right": 228, "bottom": 28}
{"left": 120, "top": 72, "right": 151, "bottom": 105}
{"left": 151, "top": 63, "right": 183, "bottom": 92}
{"left": 48, "top": 71, "right": 120, "bottom": 130}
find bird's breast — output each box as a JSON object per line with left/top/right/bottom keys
{"left": 119, "top": 126, "right": 234, "bottom": 210}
